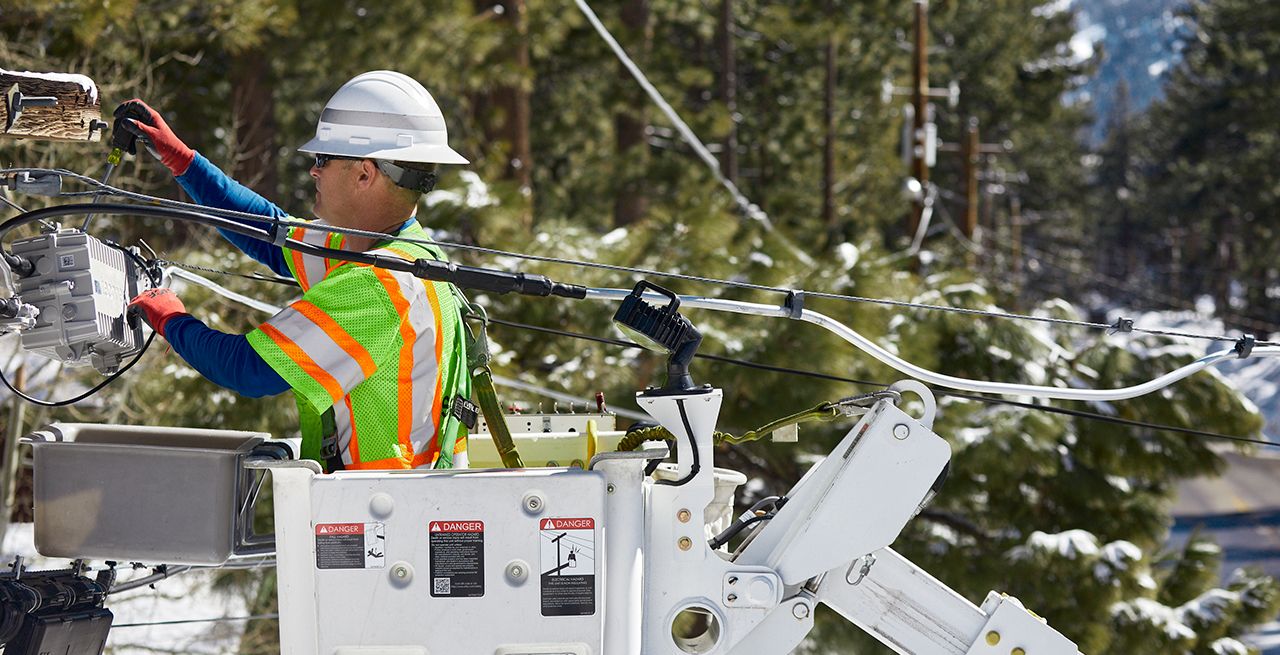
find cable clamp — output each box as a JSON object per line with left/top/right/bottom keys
{"left": 270, "top": 220, "right": 289, "bottom": 246}
{"left": 830, "top": 389, "right": 901, "bottom": 417}
{"left": 1107, "top": 317, "right": 1134, "bottom": 335}
{"left": 784, "top": 290, "right": 805, "bottom": 319}
{"left": 1234, "top": 334, "right": 1255, "bottom": 360}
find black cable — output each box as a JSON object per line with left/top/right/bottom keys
{"left": 487, "top": 317, "right": 889, "bottom": 387}
{"left": 161, "top": 260, "right": 300, "bottom": 288}
{"left": 5, "top": 168, "right": 1262, "bottom": 347}
{"left": 709, "top": 513, "right": 773, "bottom": 550}
{"left": 112, "top": 613, "right": 279, "bottom": 628}
{"left": 485, "top": 318, "right": 1280, "bottom": 451}
{"left": 0, "top": 331, "right": 157, "bottom": 407}
{"left": 655, "top": 398, "right": 701, "bottom": 486}
{"left": 6, "top": 202, "right": 1272, "bottom": 444}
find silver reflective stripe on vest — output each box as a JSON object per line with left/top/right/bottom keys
{"left": 321, "top": 108, "right": 446, "bottom": 131}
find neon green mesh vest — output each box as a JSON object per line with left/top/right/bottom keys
{"left": 246, "top": 219, "right": 471, "bottom": 470}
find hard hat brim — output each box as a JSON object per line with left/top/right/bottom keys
{"left": 298, "top": 138, "right": 469, "bottom": 165}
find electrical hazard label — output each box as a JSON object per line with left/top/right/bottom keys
{"left": 314, "top": 522, "right": 385, "bottom": 570}
{"left": 539, "top": 517, "right": 596, "bottom": 616}
{"left": 429, "top": 520, "right": 485, "bottom": 598}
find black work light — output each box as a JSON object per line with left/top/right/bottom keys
{"left": 612, "top": 281, "right": 703, "bottom": 392}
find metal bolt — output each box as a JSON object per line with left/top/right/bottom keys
{"left": 985, "top": 631, "right": 1000, "bottom": 646}
{"left": 792, "top": 602, "right": 810, "bottom": 620}
{"left": 677, "top": 509, "right": 692, "bottom": 523}
{"left": 727, "top": 593, "right": 738, "bottom": 603}
{"left": 678, "top": 537, "right": 693, "bottom": 551}
{"left": 393, "top": 565, "right": 409, "bottom": 579}
{"left": 1011, "top": 650, "right": 1025, "bottom": 655}
{"left": 727, "top": 576, "right": 738, "bottom": 585}
{"left": 526, "top": 496, "right": 543, "bottom": 511}
{"left": 893, "top": 424, "right": 910, "bottom": 440}
{"left": 607, "top": 483, "right": 616, "bottom": 494}
{"left": 546, "top": 460, "right": 559, "bottom": 467}
{"left": 505, "top": 560, "right": 530, "bottom": 585}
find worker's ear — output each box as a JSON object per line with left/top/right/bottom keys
{"left": 354, "top": 159, "right": 379, "bottom": 190}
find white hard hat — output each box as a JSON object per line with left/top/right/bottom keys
{"left": 298, "top": 70, "right": 468, "bottom": 165}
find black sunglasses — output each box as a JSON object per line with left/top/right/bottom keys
{"left": 314, "top": 154, "right": 364, "bottom": 168}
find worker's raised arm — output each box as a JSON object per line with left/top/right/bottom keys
{"left": 114, "top": 99, "right": 292, "bottom": 277}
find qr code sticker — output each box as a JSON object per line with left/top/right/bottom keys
{"left": 433, "top": 577, "right": 451, "bottom": 595}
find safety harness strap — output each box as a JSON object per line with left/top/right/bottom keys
{"left": 460, "top": 302, "right": 524, "bottom": 468}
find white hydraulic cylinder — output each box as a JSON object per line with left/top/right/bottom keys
{"left": 817, "top": 547, "right": 1080, "bottom": 655}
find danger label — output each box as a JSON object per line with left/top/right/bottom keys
{"left": 315, "top": 522, "right": 385, "bottom": 570}
{"left": 540, "top": 517, "right": 596, "bottom": 616}
{"left": 429, "top": 520, "right": 484, "bottom": 598}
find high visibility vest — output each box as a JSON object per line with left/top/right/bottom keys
{"left": 246, "top": 219, "right": 471, "bottom": 470}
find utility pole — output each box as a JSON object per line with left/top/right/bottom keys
{"left": 909, "top": 0, "right": 929, "bottom": 239}
{"left": 953, "top": 117, "right": 1013, "bottom": 242}
{"left": 1009, "top": 193, "right": 1023, "bottom": 300}
{"left": 885, "top": 0, "right": 957, "bottom": 251}
{"left": 962, "top": 119, "right": 980, "bottom": 241}
{"left": 716, "top": 0, "right": 738, "bottom": 184}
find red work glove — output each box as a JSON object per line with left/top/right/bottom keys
{"left": 113, "top": 99, "right": 196, "bottom": 176}
{"left": 128, "top": 288, "right": 189, "bottom": 338}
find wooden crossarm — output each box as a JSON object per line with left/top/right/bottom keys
{"left": 1, "top": 69, "right": 103, "bottom": 142}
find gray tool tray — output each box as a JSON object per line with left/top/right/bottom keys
{"left": 25, "top": 423, "right": 285, "bottom": 565}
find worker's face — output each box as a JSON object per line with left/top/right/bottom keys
{"left": 309, "top": 157, "right": 376, "bottom": 226}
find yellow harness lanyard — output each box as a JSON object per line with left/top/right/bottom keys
{"left": 459, "top": 301, "right": 525, "bottom": 469}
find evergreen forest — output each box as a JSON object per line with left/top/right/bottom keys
{"left": 1, "top": 0, "right": 1278, "bottom": 653}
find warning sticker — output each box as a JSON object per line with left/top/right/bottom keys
{"left": 429, "top": 520, "right": 485, "bottom": 598}
{"left": 539, "top": 517, "right": 596, "bottom": 616}
{"left": 315, "top": 522, "right": 385, "bottom": 570}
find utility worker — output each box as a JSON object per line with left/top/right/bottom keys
{"left": 123, "top": 71, "right": 475, "bottom": 471}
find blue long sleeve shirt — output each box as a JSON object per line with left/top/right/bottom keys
{"left": 165, "top": 152, "right": 293, "bottom": 397}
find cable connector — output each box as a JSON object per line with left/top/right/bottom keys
{"left": 1107, "top": 317, "right": 1134, "bottom": 335}
{"left": 784, "top": 290, "right": 805, "bottom": 319}
{"left": 1234, "top": 334, "right": 1256, "bottom": 360}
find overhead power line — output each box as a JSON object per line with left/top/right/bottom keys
{"left": 486, "top": 317, "right": 1280, "bottom": 451}
{"left": 3, "top": 169, "right": 1271, "bottom": 350}
{"left": 569, "top": 0, "right": 816, "bottom": 268}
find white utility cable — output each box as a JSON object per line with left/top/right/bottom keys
{"left": 572, "top": 0, "right": 816, "bottom": 267}
{"left": 163, "top": 267, "right": 288, "bottom": 315}
{"left": 584, "top": 287, "right": 1280, "bottom": 402}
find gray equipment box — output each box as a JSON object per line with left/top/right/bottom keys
{"left": 27, "top": 423, "right": 278, "bottom": 565}
{"left": 12, "top": 229, "right": 144, "bottom": 374}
